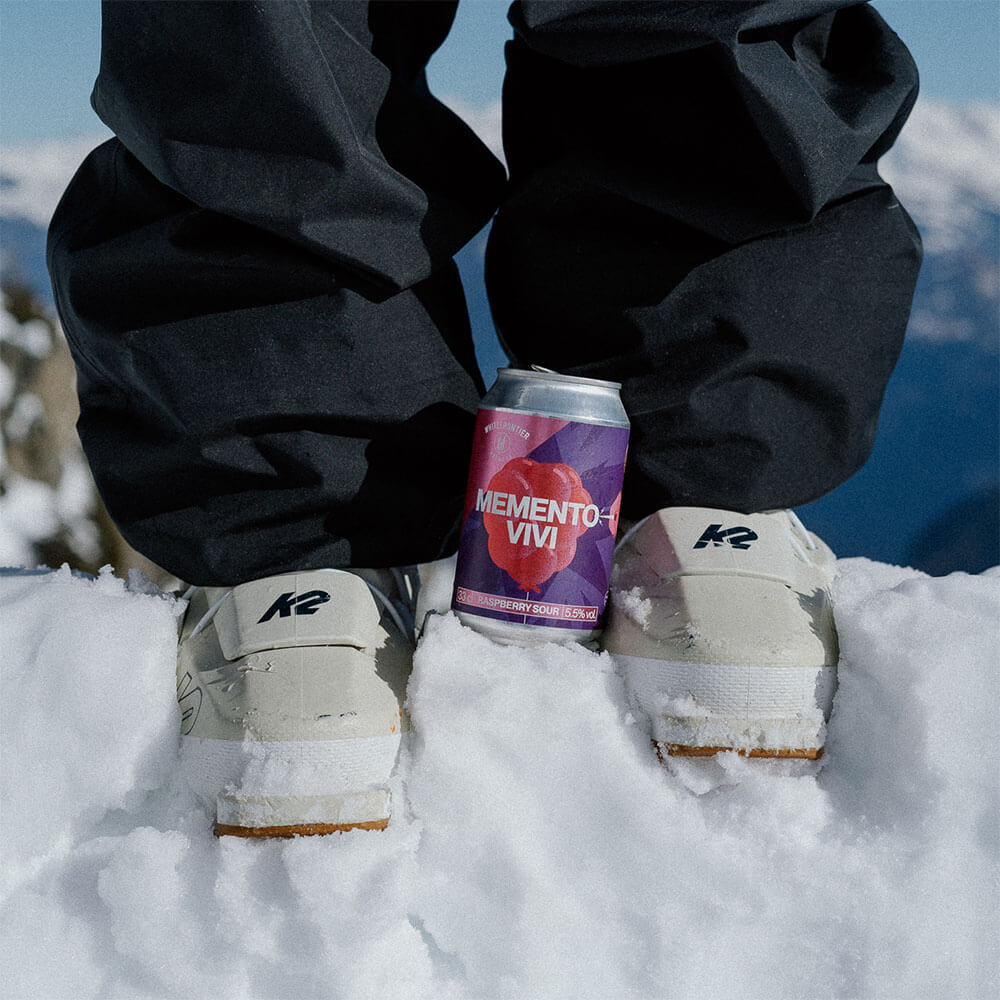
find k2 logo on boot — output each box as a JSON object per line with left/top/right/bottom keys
{"left": 258, "top": 589, "right": 331, "bottom": 623}
{"left": 693, "top": 524, "right": 759, "bottom": 550}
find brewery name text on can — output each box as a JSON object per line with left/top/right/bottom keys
{"left": 452, "top": 367, "right": 630, "bottom": 645}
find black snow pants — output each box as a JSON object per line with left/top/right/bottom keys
{"left": 48, "top": 1, "right": 922, "bottom": 586}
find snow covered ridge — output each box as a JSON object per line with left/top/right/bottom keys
{"left": 880, "top": 100, "right": 1000, "bottom": 256}
{"left": 1, "top": 560, "right": 997, "bottom": 1000}
{"left": 443, "top": 95, "right": 504, "bottom": 161}
{"left": 0, "top": 136, "right": 108, "bottom": 230}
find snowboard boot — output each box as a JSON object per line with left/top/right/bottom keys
{"left": 602, "top": 508, "right": 838, "bottom": 759}
{"left": 176, "top": 567, "right": 417, "bottom": 837}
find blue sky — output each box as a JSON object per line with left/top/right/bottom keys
{"left": 1, "top": 0, "right": 998, "bottom": 145}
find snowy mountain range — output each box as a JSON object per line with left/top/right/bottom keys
{"left": 800, "top": 101, "right": 999, "bottom": 572}
{"left": 1, "top": 99, "right": 998, "bottom": 573}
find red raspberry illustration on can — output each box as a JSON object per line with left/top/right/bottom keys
{"left": 481, "top": 457, "right": 595, "bottom": 593}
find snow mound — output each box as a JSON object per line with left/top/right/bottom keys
{"left": 1, "top": 560, "right": 997, "bottom": 999}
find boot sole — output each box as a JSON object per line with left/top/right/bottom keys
{"left": 654, "top": 740, "right": 824, "bottom": 761}
{"left": 615, "top": 654, "right": 834, "bottom": 759}
{"left": 215, "top": 817, "right": 388, "bottom": 838}
{"left": 179, "top": 735, "right": 399, "bottom": 836}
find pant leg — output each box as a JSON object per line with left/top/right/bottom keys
{"left": 48, "top": 0, "right": 506, "bottom": 586}
{"left": 487, "top": 0, "right": 922, "bottom": 518}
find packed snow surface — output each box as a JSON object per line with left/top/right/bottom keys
{"left": 1, "top": 559, "right": 997, "bottom": 999}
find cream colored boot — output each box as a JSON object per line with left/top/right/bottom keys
{"left": 602, "top": 508, "right": 838, "bottom": 759}
{"left": 176, "top": 567, "right": 416, "bottom": 837}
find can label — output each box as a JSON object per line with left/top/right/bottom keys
{"left": 453, "top": 407, "right": 629, "bottom": 632}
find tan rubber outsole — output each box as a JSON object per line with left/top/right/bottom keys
{"left": 655, "top": 741, "right": 824, "bottom": 762}
{"left": 215, "top": 818, "right": 389, "bottom": 838}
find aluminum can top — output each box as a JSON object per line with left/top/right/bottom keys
{"left": 484, "top": 367, "right": 629, "bottom": 428}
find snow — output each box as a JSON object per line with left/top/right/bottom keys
{"left": 0, "top": 137, "right": 106, "bottom": 229}
{"left": 880, "top": 101, "right": 1000, "bottom": 255}
{"left": 2, "top": 559, "right": 997, "bottom": 1000}
{"left": 443, "top": 95, "right": 504, "bottom": 162}
{"left": 0, "top": 453, "right": 98, "bottom": 569}
{"left": 0, "top": 311, "right": 51, "bottom": 360}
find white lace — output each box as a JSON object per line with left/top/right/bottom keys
{"left": 189, "top": 590, "right": 231, "bottom": 639}
{"left": 784, "top": 509, "right": 818, "bottom": 561}
{"left": 364, "top": 579, "right": 412, "bottom": 641}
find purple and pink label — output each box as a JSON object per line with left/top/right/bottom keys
{"left": 452, "top": 407, "right": 629, "bottom": 631}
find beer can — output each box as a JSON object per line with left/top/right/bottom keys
{"left": 452, "top": 366, "right": 630, "bottom": 645}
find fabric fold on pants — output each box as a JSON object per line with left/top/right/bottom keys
{"left": 48, "top": 0, "right": 921, "bottom": 585}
